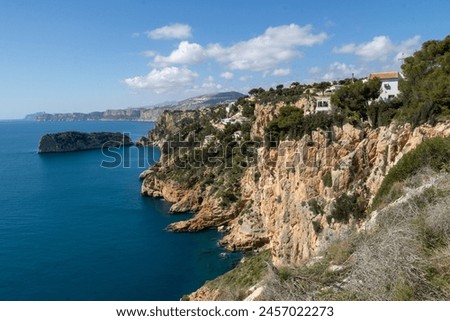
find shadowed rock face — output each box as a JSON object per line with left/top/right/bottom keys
{"left": 38, "top": 131, "right": 133, "bottom": 153}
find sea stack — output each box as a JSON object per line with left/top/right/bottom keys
{"left": 38, "top": 131, "right": 133, "bottom": 153}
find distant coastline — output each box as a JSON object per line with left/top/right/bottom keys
{"left": 24, "top": 91, "right": 244, "bottom": 122}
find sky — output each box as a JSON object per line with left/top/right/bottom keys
{"left": 0, "top": 0, "right": 449, "bottom": 119}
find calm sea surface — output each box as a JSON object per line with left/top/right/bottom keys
{"left": 0, "top": 121, "right": 239, "bottom": 300}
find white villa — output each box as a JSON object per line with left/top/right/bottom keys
{"left": 315, "top": 97, "right": 332, "bottom": 113}
{"left": 368, "top": 71, "right": 401, "bottom": 101}
{"left": 314, "top": 85, "right": 343, "bottom": 113}
{"left": 312, "top": 73, "right": 402, "bottom": 113}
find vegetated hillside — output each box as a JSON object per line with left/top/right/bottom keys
{"left": 25, "top": 91, "right": 244, "bottom": 122}
{"left": 140, "top": 35, "right": 450, "bottom": 300}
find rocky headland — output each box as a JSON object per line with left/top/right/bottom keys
{"left": 139, "top": 36, "right": 450, "bottom": 300}
{"left": 139, "top": 87, "right": 450, "bottom": 300}
{"left": 38, "top": 131, "right": 133, "bottom": 153}
{"left": 141, "top": 97, "right": 450, "bottom": 259}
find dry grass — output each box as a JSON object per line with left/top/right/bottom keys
{"left": 345, "top": 187, "right": 450, "bottom": 300}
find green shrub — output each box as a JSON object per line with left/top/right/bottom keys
{"left": 265, "top": 106, "right": 342, "bottom": 142}
{"left": 397, "top": 35, "right": 450, "bottom": 127}
{"left": 308, "top": 199, "right": 324, "bottom": 216}
{"left": 253, "top": 170, "right": 261, "bottom": 182}
{"left": 312, "top": 220, "right": 323, "bottom": 234}
{"left": 218, "top": 189, "right": 239, "bottom": 206}
{"left": 322, "top": 171, "right": 332, "bottom": 187}
{"left": 367, "top": 98, "right": 402, "bottom": 127}
{"left": 277, "top": 267, "right": 293, "bottom": 281}
{"left": 208, "top": 251, "right": 271, "bottom": 291}
{"left": 242, "top": 102, "right": 256, "bottom": 119}
{"left": 371, "top": 136, "right": 450, "bottom": 210}
{"left": 330, "top": 194, "right": 365, "bottom": 223}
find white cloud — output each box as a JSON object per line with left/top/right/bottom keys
{"left": 142, "top": 50, "right": 156, "bottom": 57}
{"left": 142, "top": 24, "right": 326, "bottom": 80}
{"left": 207, "top": 24, "right": 327, "bottom": 71}
{"left": 309, "top": 66, "right": 321, "bottom": 74}
{"left": 124, "top": 67, "right": 198, "bottom": 93}
{"left": 201, "top": 76, "right": 222, "bottom": 90}
{"left": 333, "top": 36, "right": 394, "bottom": 61}
{"left": 321, "top": 62, "right": 365, "bottom": 81}
{"left": 239, "top": 75, "right": 252, "bottom": 82}
{"left": 220, "top": 71, "right": 234, "bottom": 79}
{"left": 333, "top": 35, "right": 421, "bottom": 62}
{"left": 272, "top": 68, "right": 291, "bottom": 77}
{"left": 153, "top": 41, "right": 206, "bottom": 66}
{"left": 146, "top": 23, "right": 192, "bottom": 40}
{"left": 395, "top": 35, "right": 421, "bottom": 60}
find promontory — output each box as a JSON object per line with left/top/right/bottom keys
{"left": 38, "top": 131, "right": 133, "bottom": 153}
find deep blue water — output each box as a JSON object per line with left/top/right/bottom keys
{"left": 0, "top": 121, "right": 239, "bottom": 300}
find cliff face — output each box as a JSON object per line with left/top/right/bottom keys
{"left": 148, "top": 110, "right": 201, "bottom": 144}
{"left": 228, "top": 121, "right": 450, "bottom": 265}
{"left": 141, "top": 103, "right": 450, "bottom": 267}
{"left": 38, "top": 131, "right": 133, "bottom": 153}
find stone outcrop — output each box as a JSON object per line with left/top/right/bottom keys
{"left": 141, "top": 172, "right": 238, "bottom": 231}
{"left": 38, "top": 131, "right": 133, "bottom": 153}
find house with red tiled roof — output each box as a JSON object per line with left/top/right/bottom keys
{"left": 369, "top": 71, "right": 402, "bottom": 101}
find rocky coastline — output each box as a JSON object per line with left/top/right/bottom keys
{"left": 139, "top": 96, "right": 450, "bottom": 300}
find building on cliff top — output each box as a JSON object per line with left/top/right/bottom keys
{"left": 368, "top": 71, "right": 402, "bottom": 101}
{"left": 307, "top": 72, "right": 401, "bottom": 114}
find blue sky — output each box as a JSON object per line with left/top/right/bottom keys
{"left": 1, "top": 0, "right": 449, "bottom": 119}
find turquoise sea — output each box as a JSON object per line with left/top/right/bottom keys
{"left": 0, "top": 121, "right": 239, "bottom": 300}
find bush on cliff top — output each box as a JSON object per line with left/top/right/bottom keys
{"left": 330, "top": 193, "right": 365, "bottom": 224}
{"left": 265, "top": 106, "right": 344, "bottom": 142}
{"left": 397, "top": 35, "right": 450, "bottom": 127}
{"left": 371, "top": 136, "right": 450, "bottom": 210}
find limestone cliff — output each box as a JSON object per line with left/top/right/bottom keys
{"left": 141, "top": 101, "right": 450, "bottom": 268}
{"left": 148, "top": 110, "right": 202, "bottom": 144}
{"left": 225, "top": 121, "right": 450, "bottom": 266}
